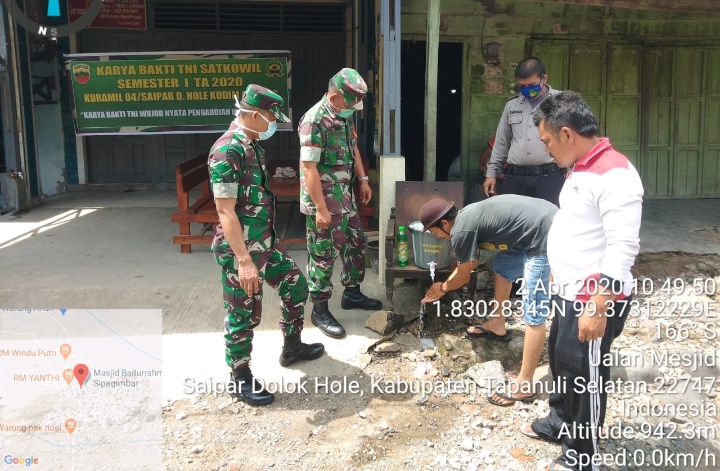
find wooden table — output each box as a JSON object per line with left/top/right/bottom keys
{"left": 267, "top": 159, "right": 376, "bottom": 245}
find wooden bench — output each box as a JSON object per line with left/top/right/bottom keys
{"left": 171, "top": 154, "right": 376, "bottom": 253}
{"left": 171, "top": 154, "right": 219, "bottom": 253}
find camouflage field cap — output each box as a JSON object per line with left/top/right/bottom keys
{"left": 331, "top": 68, "right": 368, "bottom": 108}
{"left": 241, "top": 84, "right": 289, "bottom": 123}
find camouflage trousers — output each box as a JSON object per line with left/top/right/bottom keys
{"left": 215, "top": 245, "right": 307, "bottom": 368}
{"left": 306, "top": 212, "right": 366, "bottom": 303}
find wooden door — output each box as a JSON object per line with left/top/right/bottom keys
{"left": 606, "top": 45, "right": 641, "bottom": 167}
{"left": 535, "top": 40, "right": 720, "bottom": 198}
{"left": 568, "top": 43, "right": 605, "bottom": 134}
{"left": 643, "top": 46, "right": 717, "bottom": 198}
{"left": 642, "top": 47, "right": 674, "bottom": 196}
{"left": 703, "top": 49, "right": 720, "bottom": 197}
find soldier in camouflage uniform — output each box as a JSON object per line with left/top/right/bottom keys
{"left": 210, "top": 84, "right": 324, "bottom": 406}
{"left": 298, "top": 68, "right": 382, "bottom": 339}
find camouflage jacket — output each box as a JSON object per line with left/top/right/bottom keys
{"left": 298, "top": 95, "right": 357, "bottom": 216}
{"left": 208, "top": 124, "right": 275, "bottom": 255}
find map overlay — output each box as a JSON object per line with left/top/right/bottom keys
{"left": 0, "top": 309, "right": 162, "bottom": 470}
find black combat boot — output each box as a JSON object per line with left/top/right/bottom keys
{"left": 341, "top": 286, "right": 383, "bottom": 311}
{"left": 228, "top": 364, "right": 274, "bottom": 406}
{"left": 279, "top": 332, "right": 325, "bottom": 367}
{"left": 311, "top": 301, "right": 346, "bottom": 338}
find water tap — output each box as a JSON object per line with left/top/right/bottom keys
{"left": 427, "top": 261, "right": 437, "bottom": 282}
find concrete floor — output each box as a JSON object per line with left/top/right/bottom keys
{"left": 0, "top": 190, "right": 393, "bottom": 399}
{"left": 0, "top": 190, "right": 718, "bottom": 399}
{"left": 638, "top": 199, "right": 720, "bottom": 254}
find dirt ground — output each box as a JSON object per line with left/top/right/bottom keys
{"left": 162, "top": 253, "right": 720, "bottom": 471}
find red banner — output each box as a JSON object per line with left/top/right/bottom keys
{"left": 68, "top": 0, "right": 147, "bottom": 30}
{"left": 25, "top": 0, "right": 43, "bottom": 22}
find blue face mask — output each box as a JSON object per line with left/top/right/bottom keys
{"left": 259, "top": 118, "right": 277, "bottom": 140}
{"left": 239, "top": 109, "right": 277, "bottom": 140}
{"left": 519, "top": 80, "right": 544, "bottom": 100}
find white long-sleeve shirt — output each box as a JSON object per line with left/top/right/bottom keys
{"left": 548, "top": 138, "right": 644, "bottom": 301}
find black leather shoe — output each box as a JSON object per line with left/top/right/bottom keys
{"left": 311, "top": 301, "right": 346, "bottom": 338}
{"left": 341, "top": 286, "right": 383, "bottom": 311}
{"left": 228, "top": 365, "right": 274, "bottom": 406}
{"left": 279, "top": 332, "right": 325, "bottom": 367}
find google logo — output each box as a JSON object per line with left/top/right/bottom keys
{"left": 3, "top": 455, "right": 39, "bottom": 466}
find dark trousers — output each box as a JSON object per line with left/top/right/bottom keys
{"left": 503, "top": 169, "right": 565, "bottom": 206}
{"left": 531, "top": 296, "right": 630, "bottom": 470}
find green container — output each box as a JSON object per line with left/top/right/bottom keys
{"left": 397, "top": 225, "right": 409, "bottom": 267}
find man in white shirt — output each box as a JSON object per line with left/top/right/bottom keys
{"left": 523, "top": 91, "right": 643, "bottom": 471}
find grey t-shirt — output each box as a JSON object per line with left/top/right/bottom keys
{"left": 451, "top": 194, "right": 558, "bottom": 263}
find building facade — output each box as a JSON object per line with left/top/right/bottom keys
{"left": 0, "top": 0, "right": 375, "bottom": 207}
{"left": 402, "top": 0, "right": 720, "bottom": 199}
{"left": 1, "top": 0, "right": 719, "bottom": 211}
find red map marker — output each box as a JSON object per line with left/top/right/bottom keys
{"left": 73, "top": 364, "right": 89, "bottom": 389}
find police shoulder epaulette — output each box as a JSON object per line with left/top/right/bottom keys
{"left": 506, "top": 93, "right": 520, "bottom": 102}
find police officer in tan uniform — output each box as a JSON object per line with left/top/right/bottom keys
{"left": 483, "top": 57, "right": 564, "bottom": 206}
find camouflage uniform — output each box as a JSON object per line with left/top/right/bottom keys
{"left": 298, "top": 68, "right": 368, "bottom": 303}
{"left": 210, "top": 85, "right": 306, "bottom": 369}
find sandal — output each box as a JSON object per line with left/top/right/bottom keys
{"left": 548, "top": 458, "right": 575, "bottom": 471}
{"left": 520, "top": 422, "right": 565, "bottom": 444}
{"left": 519, "top": 422, "right": 540, "bottom": 439}
{"left": 487, "top": 391, "right": 537, "bottom": 407}
{"left": 465, "top": 325, "right": 512, "bottom": 342}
